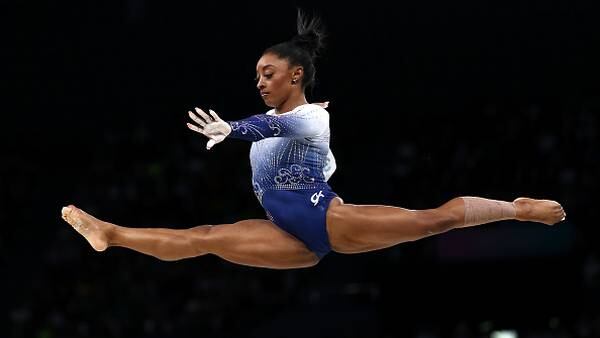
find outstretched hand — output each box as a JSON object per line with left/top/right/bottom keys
{"left": 187, "top": 107, "right": 232, "bottom": 150}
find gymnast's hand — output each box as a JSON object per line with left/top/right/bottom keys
{"left": 187, "top": 107, "right": 232, "bottom": 150}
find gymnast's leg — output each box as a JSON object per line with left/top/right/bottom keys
{"left": 325, "top": 196, "right": 566, "bottom": 254}
{"left": 61, "top": 205, "right": 319, "bottom": 269}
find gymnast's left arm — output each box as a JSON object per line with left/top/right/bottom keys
{"left": 187, "top": 103, "right": 329, "bottom": 149}
{"left": 227, "top": 104, "right": 330, "bottom": 141}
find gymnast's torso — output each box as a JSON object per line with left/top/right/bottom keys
{"left": 227, "top": 104, "right": 336, "bottom": 204}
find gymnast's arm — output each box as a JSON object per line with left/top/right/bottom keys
{"left": 187, "top": 103, "right": 329, "bottom": 149}
{"left": 226, "top": 107, "right": 327, "bottom": 141}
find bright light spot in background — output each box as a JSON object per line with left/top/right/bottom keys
{"left": 490, "top": 330, "right": 517, "bottom": 338}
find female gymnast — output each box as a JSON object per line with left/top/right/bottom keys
{"left": 61, "top": 11, "right": 566, "bottom": 269}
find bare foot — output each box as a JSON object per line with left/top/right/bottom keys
{"left": 61, "top": 205, "right": 112, "bottom": 251}
{"left": 513, "top": 197, "right": 566, "bottom": 226}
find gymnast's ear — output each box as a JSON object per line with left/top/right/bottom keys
{"left": 291, "top": 66, "right": 304, "bottom": 85}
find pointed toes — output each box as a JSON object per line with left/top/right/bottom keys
{"left": 61, "top": 206, "right": 71, "bottom": 216}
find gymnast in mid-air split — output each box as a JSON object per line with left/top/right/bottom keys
{"left": 61, "top": 10, "right": 566, "bottom": 269}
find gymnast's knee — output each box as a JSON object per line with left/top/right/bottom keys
{"left": 427, "top": 208, "right": 461, "bottom": 234}
{"left": 185, "top": 225, "right": 218, "bottom": 253}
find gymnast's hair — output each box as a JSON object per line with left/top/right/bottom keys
{"left": 263, "top": 9, "right": 326, "bottom": 90}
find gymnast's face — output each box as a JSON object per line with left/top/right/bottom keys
{"left": 256, "top": 52, "right": 302, "bottom": 108}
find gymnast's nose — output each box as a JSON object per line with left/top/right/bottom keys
{"left": 256, "top": 78, "right": 266, "bottom": 91}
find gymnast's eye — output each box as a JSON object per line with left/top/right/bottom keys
{"left": 255, "top": 73, "right": 273, "bottom": 81}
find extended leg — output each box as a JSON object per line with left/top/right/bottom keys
{"left": 61, "top": 205, "right": 319, "bottom": 269}
{"left": 325, "top": 196, "right": 565, "bottom": 254}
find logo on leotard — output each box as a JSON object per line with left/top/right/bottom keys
{"left": 311, "top": 190, "right": 324, "bottom": 206}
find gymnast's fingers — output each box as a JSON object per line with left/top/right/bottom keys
{"left": 206, "top": 139, "right": 216, "bottom": 150}
{"left": 186, "top": 123, "right": 206, "bottom": 135}
{"left": 188, "top": 110, "right": 206, "bottom": 127}
{"left": 208, "top": 109, "right": 222, "bottom": 122}
{"left": 195, "top": 107, "right": 214, "bottom": 123}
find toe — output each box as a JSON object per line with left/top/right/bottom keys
{"left": 61, "top": 206, "right": 72, "bottom": 220}
{"left": 61, "top": 206, "right": 71, "bottom": 215}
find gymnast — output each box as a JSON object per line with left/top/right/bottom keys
{"left": 61, "top": 10, "right": 566, "bottom": 269}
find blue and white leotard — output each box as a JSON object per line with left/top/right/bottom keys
{"left": 227, "top": 104, "right": 337, "bottom": 258}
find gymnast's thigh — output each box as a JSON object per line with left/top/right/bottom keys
{"left": 204, "top": 219, "right": 320, "bottom": 269}
{"left": 325, "top": 198, "right": 442, "bottom": 254}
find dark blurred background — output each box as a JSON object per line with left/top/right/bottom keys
{"left": 3, "top": 1, "right": 599, "bottom": 337}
